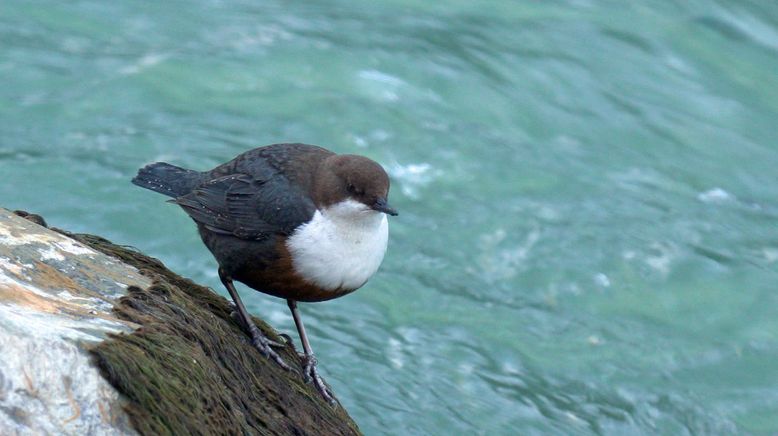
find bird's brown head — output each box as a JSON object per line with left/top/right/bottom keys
{"left": 314, "top": 154, "right": 398, "bottom": 216}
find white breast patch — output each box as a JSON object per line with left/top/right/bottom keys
{"left": 286, "top": 199, "right": 389, "bottom": 291}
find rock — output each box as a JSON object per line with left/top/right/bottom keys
{"left": 0, "top": 208, "right": 361, "bottom": 435}
{"left": 0, "top": 208, "right": 144, "bottom": 435}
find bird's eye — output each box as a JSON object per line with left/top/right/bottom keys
{"left": 346, "top": 183, "right": 364, "bottom": 196}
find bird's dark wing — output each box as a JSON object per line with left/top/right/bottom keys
{"left": 171, "top": 173, "right": 315, "bottom": 240}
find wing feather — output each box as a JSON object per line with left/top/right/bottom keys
{"left": 172, "top": 173, "right": 315, "bottom": 240}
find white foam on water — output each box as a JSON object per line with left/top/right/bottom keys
{"left": 476, "top": 227, "right": 541, "bottom": 282}
{"left": 387, "top": 337, "right": 405, "bottom": 369}
{"left": 357, "top": 69, "right": 405, "bottom": 102}
{"left": 119, "top": 53, "right": 168, "bottom": 75}
{"left": 594, "top": 273, "right": 611, "bottom": 288}
{"left": 644, "top": 242, "right": 676, "bottom": 277}
{"left": 697, "top": 187, "right": 733, "bottom": 203}
{"left": 388, "top": 162, "right": 440, "bottom": 199}
{"left": 764, "top": 248, "right": 778, "bottom": 264}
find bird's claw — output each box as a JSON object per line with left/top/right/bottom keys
{"left": 301, "top": 354, "right": 336, "bottom": 405}
{"left": 248, "top": 325, "right": 292, "bottom": 371}
{"left": 301, "top": 354, "right": 317, "bottom": 383}
{"left": 267, "top": 339, "right": 287, "bottom": 349}
{"left": 231, "top": 308, "right": 288, "bottom": 349}
{"left": 271, "top": 333, "right": 293, "bottom": 349}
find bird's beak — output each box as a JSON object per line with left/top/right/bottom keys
{"left": 372, "top": 197, "right": 398, "bottom": 216}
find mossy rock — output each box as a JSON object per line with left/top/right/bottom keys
{"left": 56, "top": 230, "right": 361, "bottom": 436}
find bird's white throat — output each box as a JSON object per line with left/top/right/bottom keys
{"left": 286, "top": 199, "right": 389, "bottom": 291}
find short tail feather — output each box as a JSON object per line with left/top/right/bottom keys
{"left": 131, "top": 162, "right": 204, "bottom": 198}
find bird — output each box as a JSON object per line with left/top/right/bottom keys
{"left": 131, "top": 143, "right": 397, "bottom": 403}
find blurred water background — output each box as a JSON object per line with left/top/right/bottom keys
{"left": 2, "top": 1, "right": 778, "bottom": 434}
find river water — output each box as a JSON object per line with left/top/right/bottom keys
{"left": 2, "top": 1, "right": 778, "bottom": 434}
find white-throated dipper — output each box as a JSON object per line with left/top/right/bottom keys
{"left": 132, "top": 143, "right": 397, "bottom": 403}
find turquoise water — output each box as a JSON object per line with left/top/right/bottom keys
{"left": 2, "top": 1, "right": 778, "bottom": 434}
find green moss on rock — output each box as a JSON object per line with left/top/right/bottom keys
{"left": 57, "top": 231, "right": 361, "bottom": 436}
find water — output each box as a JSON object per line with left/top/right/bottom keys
{"left": 2, "top": 1, "right": 778, "bottom": 434}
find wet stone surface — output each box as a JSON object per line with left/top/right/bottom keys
{"left": 0, "top": 208, "right": 149, "bottom": 435}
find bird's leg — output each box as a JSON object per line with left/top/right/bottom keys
{"left": 219, "top": 268, "right": 291, "bottom": 371}
{"left": 287, "top": 299, "right": 335, "bottom": 404}
{"left": 228, "top": 305, "right": 287, "bottom": 348}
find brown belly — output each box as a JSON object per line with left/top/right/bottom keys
{"left": 232, "top": 238, "right": 358, "bottom": 302}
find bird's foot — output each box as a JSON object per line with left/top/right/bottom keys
{"left": 247, "top": 324, "right": 292, "bottom": 371}
{"left": 230, "top": 308, "right": 288, "bottom": 349}
{"left": 301, "top": 354, "right": 336, "bottom": 405}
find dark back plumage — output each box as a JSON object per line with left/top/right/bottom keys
{"left": 133, "top": 144, "right": 334, "bottom": 240}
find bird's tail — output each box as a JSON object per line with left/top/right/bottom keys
{"left": 131, "top": 162, "right": 205, "bottom": 198}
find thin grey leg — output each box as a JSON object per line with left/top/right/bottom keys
{"left": 288, "top": 299, "right": 335, "bottom": 404}
{"left": 219, "top": 268, "right": 290, "bottom": 371}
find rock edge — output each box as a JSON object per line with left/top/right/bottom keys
{"left": 0, "top": 208, "right": 361, "bottom": 435}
